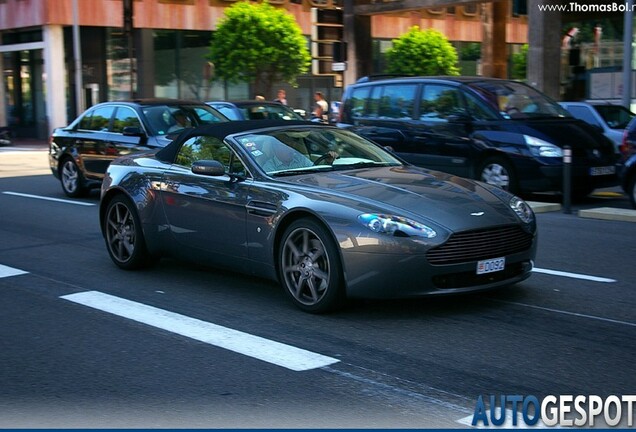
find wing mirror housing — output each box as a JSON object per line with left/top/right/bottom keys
{"left": 123, "top": 126, "right": 146, "bottom": 137}
{"left": 192, "top": 160, "right": 225, "bottom": 177}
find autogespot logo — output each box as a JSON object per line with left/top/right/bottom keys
{"left": 471, "top": 395, "right": 636, "bottom": 427}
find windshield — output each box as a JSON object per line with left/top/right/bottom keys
{"left": 468, "top": 81, "right": 571, "bottom": 120}
{"left": 235, "top": 127, "right": 403, "bottom": 176}
{"left": 237, "top": 104, "right": 304, "bottom": 121}
{"left": 142, "top": 104, "right": 227, "bottom": 136}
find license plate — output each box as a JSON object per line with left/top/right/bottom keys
{"left": 477, "top": 257, "right": 505, "bottom": 275}
{"left": 590, "top": 166, "right": 615, "bottom": 176}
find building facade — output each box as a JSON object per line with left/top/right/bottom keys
{"left": 0, "top": 0, "right": 528, "bottom": 139}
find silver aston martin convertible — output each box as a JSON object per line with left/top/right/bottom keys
{"left": 100, "top": 120, "right": 537, "bottom": 313}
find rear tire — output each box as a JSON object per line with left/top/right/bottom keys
{"left": 278, "top": 218, "right": 345, "bottom": 313}
{"left": 60, "top": 157, "right": 88, "bottom": 198}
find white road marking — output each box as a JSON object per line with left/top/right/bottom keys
{"left": 60, "top": 290, "right": 339, "bottom": 371}
{"left": 495, "top": 300, "right": 636, "bottom": 328}
{"left": 0, "top": 264, "right": 28, "bottom": 278}
{"left": 2, "top": 191, "right": 95, "bottom": 206}
{"left": 533, "top": 267, "right": 616, "bottom": 283}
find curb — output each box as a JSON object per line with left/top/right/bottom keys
{"left": 578, "top": 207, "right": 636, "bottom": 223}
{"left": 528, "top": 201, "right": 636, "bottom": 223}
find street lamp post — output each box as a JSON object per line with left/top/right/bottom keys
{"left": 72, "top": 0, "right": 84, "bottom": 114}
{"left": 623, "top": 0, "right": 634, "bottom": 110}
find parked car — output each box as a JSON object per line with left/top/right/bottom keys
{"left": 338, "top": 76, "right": 618, "bottom": 197}
{"left": 99, "top": 120, "right": 537, "bottom": 313}
{"left": 49, "top": 99, "right": 228, "bottom": 197}
{"left": 207, "top": 100, "right": 304, "bottom": 121}
{"left": 559, "top": 101, "right": 634, "bottom": 153}
{"left": 618, "top": 116, "right": 636, "bottom": 208}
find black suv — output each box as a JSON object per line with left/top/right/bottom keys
{"left": 338, "top": 76, "right": 618, "bottom": 196}
{"left": 49, "top": 99, "right": 228, "bottom": 197}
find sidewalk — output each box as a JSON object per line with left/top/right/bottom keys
{"left": 6, "top": 138, "right": 49, "bottom": 150}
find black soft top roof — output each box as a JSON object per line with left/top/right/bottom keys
{"left": 156, "top": 119, "right": 317, "bottom": 163}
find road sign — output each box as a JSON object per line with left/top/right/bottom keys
{"left": 331, "top": 62, "right": 347, "bottom": 72}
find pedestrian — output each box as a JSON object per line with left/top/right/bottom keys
{"left": 274, "top": 89, "right": 288, "bottom": 106}
{"left": 255, "top": 95, "right": 265, "bottom": 101}
{"left": 312, "top": 91, "right": 329, "bottom": 123}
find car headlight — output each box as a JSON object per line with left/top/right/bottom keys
{"left": 524, "top": 135, "right": 563, "bottom": 157}
{"left": 509, "top": 196, "right": 534, "bottom": 223}
{"left": 358, "top": 213, "right": 437, "bottom": 238}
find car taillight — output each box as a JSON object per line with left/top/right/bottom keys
{"left": 620, "top": 129, "right": 629, "bottom": 157}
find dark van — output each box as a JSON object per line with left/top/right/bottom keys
{"left": 338, "top": 76, "right": 618, "bottom": 196}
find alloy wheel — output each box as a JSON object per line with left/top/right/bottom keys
{"left": 281, "top": 226, "right": 331, "bottom": 307}
{"left": 481, "top": 163, "right": 510, "bottom": 190}
{"left": 61, "top": 159, "right": 80, "bottom": 195}
{"left": 106, "top": 201, "right": 137, "bottom": 264}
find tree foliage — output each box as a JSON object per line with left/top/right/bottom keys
{"left": 209, "top": 1, "right": 311, "bottom": 98}
{"left": 511, "top": 44, "right": 528, "bottom": 80}
{"left": 385, "top": 27, "right": 459, "bottom": 76}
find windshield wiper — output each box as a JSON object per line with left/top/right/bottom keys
{"left": 271, "top": 166, "right": 335, "bottom": 177}
{"left": 334, "top": 161, "right": 390, "bottom": 170}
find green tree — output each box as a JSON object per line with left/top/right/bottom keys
{"left": 385, "top": 26, "right": 459, "bottom": 76}
{"left": 209, "top": 1, "right": 311, "bottom": 98}
{"left": 511, "top": 44, "right": 528, "bottom": 80}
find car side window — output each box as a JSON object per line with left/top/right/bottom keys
{"left": 175, "top": 135, "right": 248, "bottom": 177}
{"left": 192, "top": 107, "right": 226, "bottom": 124}
{"left": 80, "top": 106, "right": 115, "bottom": 131}
{"left": 463, "top": 91, "right": 499, "bottom": 121}
{"left": 377, "top": 84, "right": 417, "bottom": 119}
{"left": 349, "top": 86, "right": 372, "bottom": 120}
{"left": 112, "top": 107, "right": 142, "bottom": 133}
{"left": 420, "top": 85, "right": 464, "bottom": 121}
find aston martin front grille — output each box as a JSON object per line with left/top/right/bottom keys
{"left": 426, "top": 225, "right": 533, "bottom": 265}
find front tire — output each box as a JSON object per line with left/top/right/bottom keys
{"left": 60, "top": 157, "right": 88, "bottom": 198}
{"left": 104, "top": 195, "right": 150, "bottom": 270}
{"left": 478, "top": 156, "right": 518, "bottom": 194}
{"left": 278, "top": 218, "right": 345, "bottom": 313}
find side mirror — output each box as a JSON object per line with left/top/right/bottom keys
{"left": 447, "top": 113, "right": 472, "bottom": 123}
{"left": 123, "top": 126, "right": 145, "bottom": 137}
{"left": 192, "top": 160, "right": 225, "bottom": 177}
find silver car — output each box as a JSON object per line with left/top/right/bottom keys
{"left": 100, "top": 120, "right": 537, "bottom": 313}
{"left": 559, "top": 101, "right": 634, "bottom": 153}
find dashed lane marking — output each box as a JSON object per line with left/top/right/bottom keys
{"left": 533, "top": 267, "right": 616, "bottom": 283}
{"left": 0, "top": 264, "right": 28, "bottom": 278}
{"left": 61, "top": 290, "right": 340, "bottom": 371}
{"left": 2, "top": 191, "right": 95, "bottom": 206}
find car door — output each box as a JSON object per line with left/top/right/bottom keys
{"left": 409, "top": 84, "right": 475, "bottom": 176}
{"left": 75, "top": 105, "right": 116, "bottom": 179}
{"left": 160, "top": 135, "right": 251, "bottom": 266}
{"left": 108, "top": 106, "right": 150, "bottom": 161}
{"left": 347, "top": 84, "right": 418, "bottom": 151}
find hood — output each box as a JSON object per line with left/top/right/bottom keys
{"left": 514, "top": 117, "right": 616, "bottom": 157}
{"left": 279, "top": 166, "right": 522, "bottom": 232}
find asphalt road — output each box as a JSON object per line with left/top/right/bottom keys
{"left": 0, "top": 149, "right": 634, "bottom": 428}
